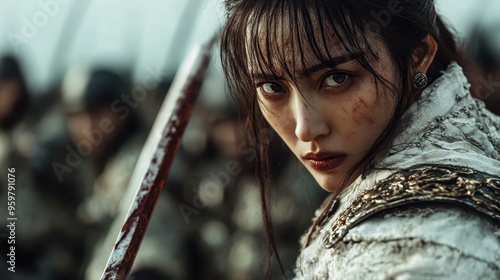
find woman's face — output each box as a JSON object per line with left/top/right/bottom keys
{"left": 250, "top": 27, "right": 398, "bottom": 192}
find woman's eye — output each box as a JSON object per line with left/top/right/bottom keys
{"left": 258, "top": 82, "right": 285, "bottom": 95}
{"left": 322, "top": 73, "right": 349, "bottom": 88}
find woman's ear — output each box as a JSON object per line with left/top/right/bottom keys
{"left": 412, "top": 34, "right": 439, "bottom": 74}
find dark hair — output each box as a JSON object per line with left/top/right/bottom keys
{"left": 82, "top": 69, "right": 139, "bottom": 167}
{"left": 220, "top": 0, "right": 463, "bottom": 278}
{"left": 0, "top": 55, "right": 30, "bottom": 130}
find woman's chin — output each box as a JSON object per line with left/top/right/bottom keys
{"left": 312, "top": 169, "right": 363, "bottom": 193}
{"left": 313, "top": 173, "right": 345, "bottom": 193}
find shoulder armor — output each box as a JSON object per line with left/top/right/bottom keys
{"left": 324, "top": 165, "right": 500, "bottom": 248}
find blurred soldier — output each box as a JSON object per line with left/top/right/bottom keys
{"left": 59, "top": 67, "right": 145, "bottom": 267}
{"left": 0, "top": 55, "right": 31, "bottom": 166}
{"left": 467, "top": 22, "right": 500, "bottom": 115}
{"left": 0, "top": 56, "right": 29, "bottom": 128}
{"left": 0, "top": 56, "right": 86, "bottom": 280}
{"left": 77, "top": 68, "right": 191, "bottom": 280}
{"left": 461, "top": 0, "right": 500, "bottom": 115}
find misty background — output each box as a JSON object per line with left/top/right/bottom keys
{"left": 0, "top": 1, "right": 499, "bottom": 280}
{"left": 0, "top": 0, "right": 498, "bottom": 94}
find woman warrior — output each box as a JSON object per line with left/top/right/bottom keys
{"left": 220, "top": 0, "right": 500, "bottom": 279}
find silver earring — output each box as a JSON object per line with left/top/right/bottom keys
{"left": 413, "top": 72, "right": 428, "bottom": 90}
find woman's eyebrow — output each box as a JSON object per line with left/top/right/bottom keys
{"left": 251, "top": 52, "right": 362, "bottom": 80}
{"left": 300, "top": 52, "right": 362, "bottom": 77}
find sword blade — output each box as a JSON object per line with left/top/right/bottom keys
{"left": 100, "top": 34, "right": 217, "bottom": 280}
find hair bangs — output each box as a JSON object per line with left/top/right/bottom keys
{"left": 224, "top": 0, "right": 383, "bottom": 95}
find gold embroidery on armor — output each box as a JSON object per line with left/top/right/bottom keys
{"left": 324, "top": 165, "right": 500, "bottom": 248}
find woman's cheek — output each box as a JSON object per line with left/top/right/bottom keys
{"left": 349, "top": 96, "right": 377, "bottom": 126}
{"left": 260, "top": 105, "right": 293, "bottom": 142}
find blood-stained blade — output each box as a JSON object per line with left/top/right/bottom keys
{"left": 101, "top": 34, "right": 218, "bottom": 280}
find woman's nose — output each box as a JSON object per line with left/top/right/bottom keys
{"left": 294, "top": 95, "right": 330, "bottom": 142}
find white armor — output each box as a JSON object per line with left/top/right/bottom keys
{"left": 294, "top": 62, "right": 500, "bottom": 280}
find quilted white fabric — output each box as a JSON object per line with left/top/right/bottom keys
{"left": 294, "top": 62, "right": 500, "bottom": 280}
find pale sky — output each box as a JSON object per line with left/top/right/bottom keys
{"left": 0, "top": 0, "right": 225, "bottom": 92}
{"left": 0, "top": 0, "right": 497, "bottom": 94}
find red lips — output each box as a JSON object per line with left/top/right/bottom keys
{"left": 303, "top": 152, "right": 346, "bottom": 171}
